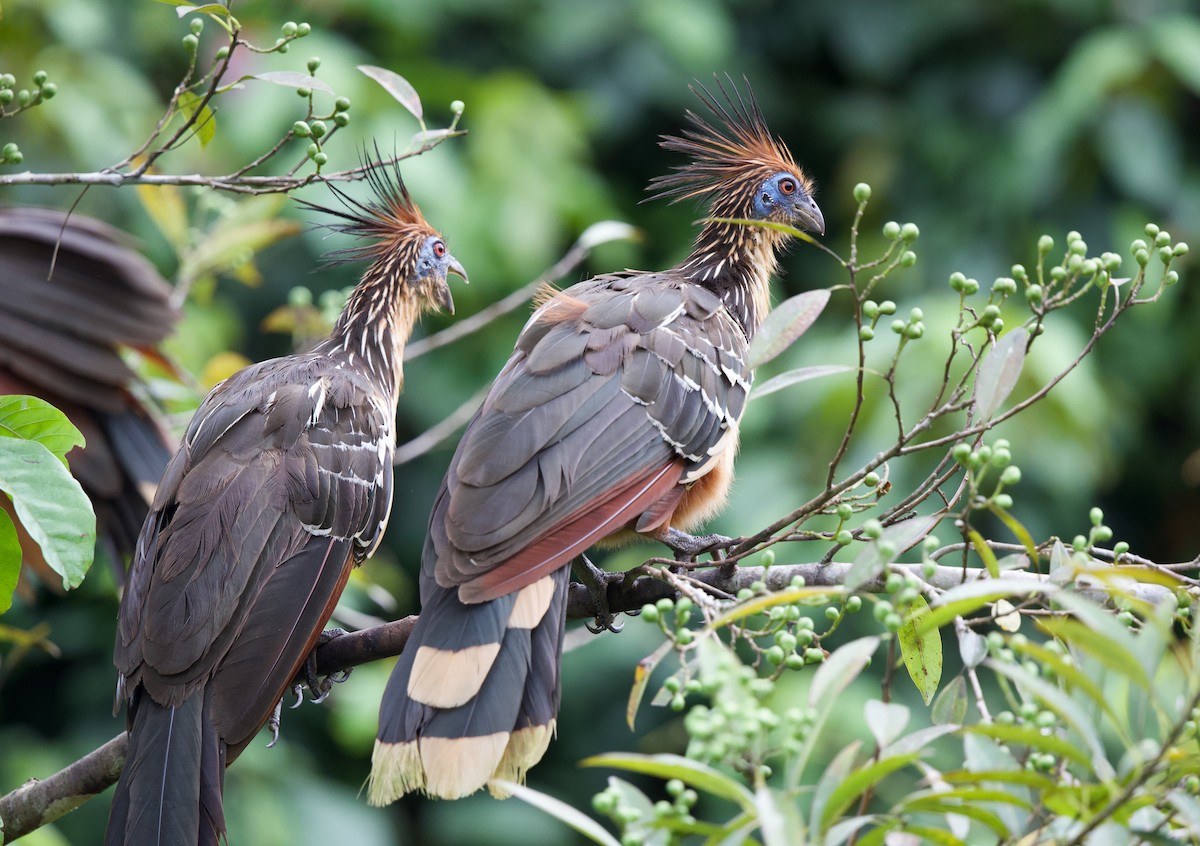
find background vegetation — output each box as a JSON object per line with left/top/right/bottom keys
{"left": 2, "top": 0, "right": 1200, "bottom": 843}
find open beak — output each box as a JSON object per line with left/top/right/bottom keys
{"left": 792, "top": 194, "right": 826, "bottom": 236}
{"left": 436, "top": 254, "right": 469, "bottom": 315}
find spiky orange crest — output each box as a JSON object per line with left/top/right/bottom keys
{"left": 647, "top": 76, "right": 810, "bottom": 218}
{"left": 298, "top": 154, "right": 439, "bottom": 271}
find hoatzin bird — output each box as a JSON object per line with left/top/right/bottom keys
{"left": 0, "top": 207, "right": 177, "bottom": 582}
{"left": 369, "top": 79, "right": 825, "bottom": 803}
{"left": 104, "top": 164, "right": 466, "bottom": 846}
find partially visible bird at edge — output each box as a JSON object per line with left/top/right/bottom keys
{"left": 0, "top": 208, "right": 178, "bottom": 591}
{"left": 104, "top": 160, "right": 467, "bottom": 846}
{"left": 370, "top": 76, "right": 825, "bottom": 804}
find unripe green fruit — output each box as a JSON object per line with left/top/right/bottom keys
{"left": 863, "top": 471, "right": 880, "bottom": 488}
{"left": 1037, "top": 234, "right": 1054, "bottom": 254}
{"left": 190, "top": 19, "right": 204, "bottom": 35}
{"left": 307, "top": 57, "right": 322, "bottom": 73}
{"left": 952, "top": 443, "right": 971, "bottom": 464}
{"left": 297, "top": 87, "right": 311, "bottom": 97}
{"left": 949, "top": 271, "right": 966, "bottom": 292}
{"left": 962, "top": 278, "right": 979, "bottom": 295}
{"left": 1159, "top": 247, "right": 1173, "bottom": 264}
{"left": 900, "top": 250, "right": 917, "bottom": 267}
{"left": 0, "top": 90, "right": 12, "bottom": 106}
{"left": 836, "top": 502, "right": 853, "bottom": 520}
{"left": 1092, "top": 525, "right": 1113, "bottom": 542}
{"left": 333, "top": 113, "right": 350, "bottom": 127}
{"left": 0, "top": 74, "right": 14, "bottom": 89}
{"left": 905, "top": 323, "right": 924, "bottom": 339}
{"left": 297, "top": 22, "right": 312, "bottom": 36}
{"left": 32, "top": 70, "right": 47, "bottom": 86}
{"left": 862, "top": 300, "right": 879, "bottom": 319}
{"left": 993, "top": 493, "right": 1013, "bottom": 509}
{"left": 765, "top": 645, "right": 785, "bottom": 665}
{"left": 901, "top": 222, "right": 919, "bottom": 241}
{"left": 991, "top": 318, "right": 1004, "bottom": 334}
{"left": 335, "top": 96, "right": 351, "bottom": 112}
{"left": 6, "top": 150, "right": 22, "bottom": 164}
{"left": 312, "top": 152, "right": 328, "bottom": 166}
{"left": 991, "top": 448, "right": 1011, "bottom": 467}
{"left": 1175, "top": 242, "right": 1189, "bottom": 256}
{"left": 40, "top": 83, "right": 56, "bottom": 99}
{"left": 835, "top": 529, "right": 853, "bottom": 545}
{"left": 846, "top": 595, "right": 862, "bottom": 612}
{"left": 309, "top": 120, "right": 327, "bottom": 137}
{"left": 292, "top": 121, "right": 311, "bottom": 137}
{"left": 1134, "top": 248, "right": 1149, "bottom": 266}
{"left": 1012, "top": 264, "right": 1028, "bottom": 281}
{"left": 16, "top": 89, "right": 29, "bottom": 107}
{"left": 306, "top": 142, "right": 319, "bottom": 157}
{"left": 1025, "top": 284, "right": 1043, "bottom": 305}
{"left": 890, "top": 319, "right": 906, "bottom": 334}
{"left": 640, "top": 604, "right": 658, "bottom": 622}
{"left": 282, "top": 21, "right": 299, "bottom": 36}
{"left": 993, "top": 277, "right": 1017, "bottom": 295}
{"left": 858, "top": 326, "right": 874, "bottom": 341}
{"left": 1166, "top": 270, "right": 1180, "bottom": 286}
{"left": 879, "top": 300, "right": 896, "bottom": 315}
{"left": 1000, "top": 466, "right": 1021, "bottom": 486}
{"left": 215, "top": 46, "right": 230, "bottom": 59}
{"left": 183, "top": 34, "right": 199, "bottom": 52}
{"left": 1154, "top": 230, "right": 1171, "bottom": 247}
{"left": 853, "top": 182, "right": 871, "bottom": 203}
{"left": 883, "top": 221, "right": 900, "bottom": 240}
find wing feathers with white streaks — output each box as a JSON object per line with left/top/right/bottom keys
{"left": 432, "top": 272, "right": 751, "bottom": 599}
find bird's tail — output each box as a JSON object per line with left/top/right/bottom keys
{"left": 105, "top": 688, "right": 226, "bottom": 846}
{"left": 369, "top": 567, "right": 569, "bottom": 803}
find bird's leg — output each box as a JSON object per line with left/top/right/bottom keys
{"left": 571, "top": 554, "right": 624, "bottom": 634}
{"left": 655, "top": 526, "right": 734, "bottom": 563}
{"left": 294, "top": 627, "right": 353, "bottom": 707}
{"left": 266, "top": 698, "right": 283, "bottom": 748}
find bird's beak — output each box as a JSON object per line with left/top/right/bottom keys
{"left": 792, "top": 194, "right": 825, "bottom": 236}
{"left": 435, "top": 255, "right": 468, "bottom": 315}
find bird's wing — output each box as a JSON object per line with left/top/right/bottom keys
{"left": 431, "top": 273, "right": 750, "bottom": 603}
{"left": 115, "top": 355, "right": 393, "bottom": 748}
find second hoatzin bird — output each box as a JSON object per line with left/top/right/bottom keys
{"left": 104, "top": 163, "right": 466, "bottom": 846}
{"left": 370, "top": 79, "right": 825, "bottom": 803}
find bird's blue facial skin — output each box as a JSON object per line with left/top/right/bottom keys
{"left": 417, "top": 235, "right": 450, "bottom": 280}
{"left": 752, "top": 171, "right": 826, "bottom": 234}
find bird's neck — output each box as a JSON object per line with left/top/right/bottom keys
{"left": 326, "top": 269, "right": 421, "bottom": 404}
{"left": 678, "top": 219, "right": 786, "bottom": 338}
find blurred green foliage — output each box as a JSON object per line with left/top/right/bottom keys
{"left": 1, "top": 0, "right": 1199, "bottom": 843}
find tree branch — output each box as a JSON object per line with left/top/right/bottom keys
{"left": 2, "top": 557, "right": 1185, "bottom": 841}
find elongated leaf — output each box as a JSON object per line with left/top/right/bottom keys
{"left": 581, "top": 753, "right": 755, "bottom": 812}
{"left": 751, "top": 365, "right": 853, "bottom": 400}
{"left": 177, "top": 90, "right": 216, "bottom": 148}
{"left": 984, "top": 660, "right": 1112, "bottom": 777}
{"left": 824, "top": 816, "right": 877, "bottom": 846}
{"left": 810, "top": 636, "right": 880, "bottom": 709}
{"left": 1012, "top": 637, "right": 1119, "bottom": 723}
{"left": 358, "top": 65, "right": 422, "bottom": 121}
{"left": 967, "top": 528, "right": 1000, "bottom": 577}
{"left": 974, "top": 327, "right": 1028, "bottom": 419}
{"left": 943, "top": 768, "right": 1056, "bottom": 790}
{"left": 931, "top": 675, "right": 967, "bottom": 725}
{"left": 0, "top": 439, "right": 95, "bottom": 589}
{"left": 0, "top": 396, "right": 84, "bottom": 464}
{"left": 905, "top": 786, "right": 1032, "bottom": 809}
{"left": 496, "top": 781, "right": 621, "bottom": 846}
{"left": 627, "top": 639, "right": 672, "bottom": 729}
{"left": 899, "top": 797, "right": 1010, "bottom": 839}
{"left": 966, "top": 724, "right": 1091, "bottom": 768}
{"left": 249, "top": 72, "right": 333, "bottom": 95}
{"left": 748, "top": 289, "right": 831, "bottom": 369}
{"left": 136, "top": 179, "right": 189, "bottom": 252}
{"left": 707, "top": 217, "right": 822, "bottom": 247}
{"left": 917, "top": 578, "right": 1054, "bottom": 635}
{"left": 821, "top": 752, "right": 921, "bottom": 831}
{"left": 710, "top": 585, "right": 842, "bottom": 629}
{"left": 0, "top": 507, "right": 20, "bottom": 614}
{"left": 887, "top": 724, "right": 959, "bottom": 757}
{"left": 810, "top": 742, "right": 860, "bottom": 835}
{"left": 604, "top": 778, "right": 670, "bottom": 846}
{"left": 897, "top": 826, "right": 966, "bottom": 846}
{"left": 899, "top": 595, "right": 942, "bottom": 704}
{"left": 987, "top": 504, "right": 1040, "bottom": 564}
{"left": 865, "top": 700, "right": 910, "bottom": 749}
{"left": 171, "top": 3, "right": 231, "bottom": 15}
{"left": 1038, "top": 593, "right": 1152, "bottom": 690}
{"left": 755, "top": 785, "right": 790, "bottom": 846}
{"left": 957, "top": 626, "right": 988, "bottom": 669}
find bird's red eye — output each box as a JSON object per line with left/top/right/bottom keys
{"left": 433, "top": 240, "right": 446, "bottom": 258}
{"left": 779, "top": 178, "right": 797, "bottom": 195}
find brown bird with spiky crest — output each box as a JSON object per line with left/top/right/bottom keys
{"left": 370, "top": 78, "right": 824, "bottom": 803}
{"left": 104, "top": 163, "right": 465, "bottom": 846}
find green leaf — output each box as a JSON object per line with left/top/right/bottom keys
{"left": 899, "top": 594, "right": 942, "bottom": 704}
{"left": 706, "top": 217, "right": 822, "bottom": 247}
{"left": 1011, "top": 636, "right": 1120, "bottom": 724}
{"left": 173, "top": 3, "right": 231, "bottom": 18}
{"left": 966, "top": 528, "right": 1000, "bottom": 577}
{"left": 581, "top": 753, "right": 756, "bottom": 812}
{"left": 0, "top": 439, "right": 95, "bottom": 589}
{"left": 896, "top": 826, "right": 967, "bottom": 846}
{"left": 1037, "top": 594, "right": 1152, "bottom": 691}
{"left": 0, "top": 506, "right": 20, "bottom": 614}
{"left": 358, "top": 65, "right": 422, "bottom": 122}
{"left": 754, "top": 784, "right": 791, "bottom": 846}
{"left": 809, "top": 636, "right": 880, "bottom": 710}
{"left": 750, "top": 365, "right": 853, "bottom": 401}
{"left": 627, "top": 639, "right": 672, "bottom": 730}
{"left": 0, "top": 395, "right": 85, "bottom": 465}
{"left": 820, "top": 752, "right": 921, "bottom": 832}
{"left": 916, "top": 577, "right": 1054, "bottom": 635}
{"left": 956, "top": 626, "right": 988, "bottom": 669}
{"left": 747, "top": 289, "right": 831, "bottom": 369}
{"left": 984, "top": 660, "right": 1113, "bottom": 778}
{"left": 987, "top": 503, "right": 1039, "bottom": 565}
{"left": 177, "top": 90, "right": 216, "bottom": 148}
{"left": 709, "top": 585, "right": 842, "bottom": 629}
{"left": 942, "top": 768, "right": 1056, "bottom": 791}
{"left": 809, "top": 741, "right": 859, "bottom": 835}
{"left": 899, "top": 796, "right": 1011, "bottom": 839}
{"left": 930, "top": 674, "right": 967, "bottom": 725}
{"left": 248, "top": 72, "right": 333, "bottom": 95}
{"left": 495, "top": 781, "right": 621, "bottom": 846}
{"left": 973, "top": 327, "right": 1028, "bottom": 419}
{"left": 966, "top": 724, "right": 1091, "bottom": 769}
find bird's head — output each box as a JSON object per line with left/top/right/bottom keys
{"left": 647, "top": 75, "right": 825, "bottom": 237}
{"left": 413, "top": 233, "right": 468, "bottom": 316}
{"left": 300, "top": 155, "right": 467, "bottom": 315}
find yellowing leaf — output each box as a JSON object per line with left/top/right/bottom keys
{"left": 899, "top": 595, "right": 943, "bottom": 704}
{"left": 136, "top": 177, "right": 189, "bottom": 251}
{"left": 201, "top": 351, "right": 251, "bottom": 388}
{"left": 993, "top": 599, "right": 1021, "bottom": 632}
{"left": 178, "top": 90, "right": 216, "bottom": 149}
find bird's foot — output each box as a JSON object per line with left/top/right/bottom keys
{"left": 659, "top": 527, "right": 734, "bottom": 563}
{"left": 296, "top": 627, "right": 353, "bottom": 707}
{"left": 266, "top": 698, "right": 283, "bottom": 748}
{"left": 571, "top": 554, "right": 624, "bottom": 634}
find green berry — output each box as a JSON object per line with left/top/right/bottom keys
{"left": 1145, "top": 223, "right": 1160, "bottom": 237}
{"left": 784, "top": 653, "right": 805, "bottom": 670}
{"left": 836, "top": 502, "right": 853, "bottom": 520}
{"left": 1000, "top": 466, "right": 1022, "bottom": 486}
{"left": 1175, "top": 242, "right": 1190, "bottom": 257}
{"left": 32, "top": 70, "right": 47, "bottom": 86}
{"left": 890, "top": 318, "right": 906, "bottom": 335}
{"left": 765, "top": 645, "right": 786, "bottom": 665}
{"left": 306, "top": 142, "right": 319, "bottom": 157}
{"left": 853, "top": 182, "right": 871, "bottom": 203}
{"left": 1092, "top": 525, "right": 1113, "bottom": 543}
{"left": 1072, "top": 534, "right": 1088, "bottom": 552}
{"left": 1025, "top": 284, "right": 1043, "bottom": 305}
{"left": 307, "top": 57, "right": 321, "bottom": 73}
{"left": 1113, "top": 541, "right": 1130, "bottom": 556}
{"left": 656, "top": 598, "right": 674, "bottom": 614}
{"left": 949, "top": 271, "right": 966, "bottom": 292}
{"left": 640, "top": 603, "right": 659, "bottom": 623}
{"left": 835, "top": 529, "right": 853, "bottom": 545}
{"left": 1134, "top": 248, "right": 1150, "bottom": 266}
{"left": 190, "top": 18, "right": 204, "bottom": 36}
{"left": 39, "top": 82, "right": 56, "bottom": 99}
{"left": 1012, "top": 264, "right": 1028, "bottom": 282}
{"left": 333, "top": 113, "right": 350, "bottom": 127}
{"left": 1038, "top": 234, "right": 1054, "bottom": 254}
{"left": 863, "top": 518, "right": 883, "bottom": 539}
{"left": 879, "top": 300, "right": 897, "bottom": 315}
{"left": 776, "top": 631, "right": 798, "bottom": 651}
{"left": 335, "top": 96, "right": 351, "bottom": 112}
{"left": 1154, "top": 231, "right": 1171, "bottom": 248}
{"left": 900, "top": 222, "right": 919, "bottom": 241}
{"left": 182, "top": 34, "right": 199, "bottom": 52}
{"left": 952, "top": 443, "right": 971, "bottom": 464}
{"left": 0, "top": 90, "right": 12, "bottom": 106}
{"left": 993, "top": 277, "right": 1017, "bottom": 296}
{"left": 905, "top": 322, "right": 924, "bottom": 339}
{"left": 292, "top": 121, "right": 311, "bottom": 137}
{"left": 862, "top": 300, "right": 879, "bottom": 319}
{"left": 993, "top": 493, "right": 1013, "bottom": 509}
{"left": 215, "top": 46, "right": 230, "bottom": 60}
{"left": 900, "top": 250, "right": 917, "bottom": 268}
{"left": 312, "top": 151, "right": 328, "bottom": 166}
{"left": 824, "top": 606, "right": 840, "bottom": 621}
{"left": 297, "top": 22, "right": 312, "bottom": 36}
{"left": 883, "top": 221, "right": 900, "bottom": 240}
{"left": 1, "top": 142, "right": 16, "bottom": 158}
{"left": 675, "top": 628, "right": 693, "bottom": 645}
{"left": 282, "top": 21, "right": 299, "bottom": 37}
{"left": 991, "top": 448, "right": 1012, "bottom": 467}
{"left": 804, "top": 648, "right": 825, "bottom": 663}
{"left": 297, "top": 87, "right": 311, "bottom": 97}
{"left": 797, "top": 616, "right": 815, "bottom": 631}
{"left": 309, "top": 120, "right": 327, "bottom": 138}
{"left": 1089, "top": 507, "right": 1103, "bottom": 526}
{"left": 963, "top": 278, "right": 980, "bottom": 295}
{"left": 0, "top": 74, "right": 14, "bottom": 89}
